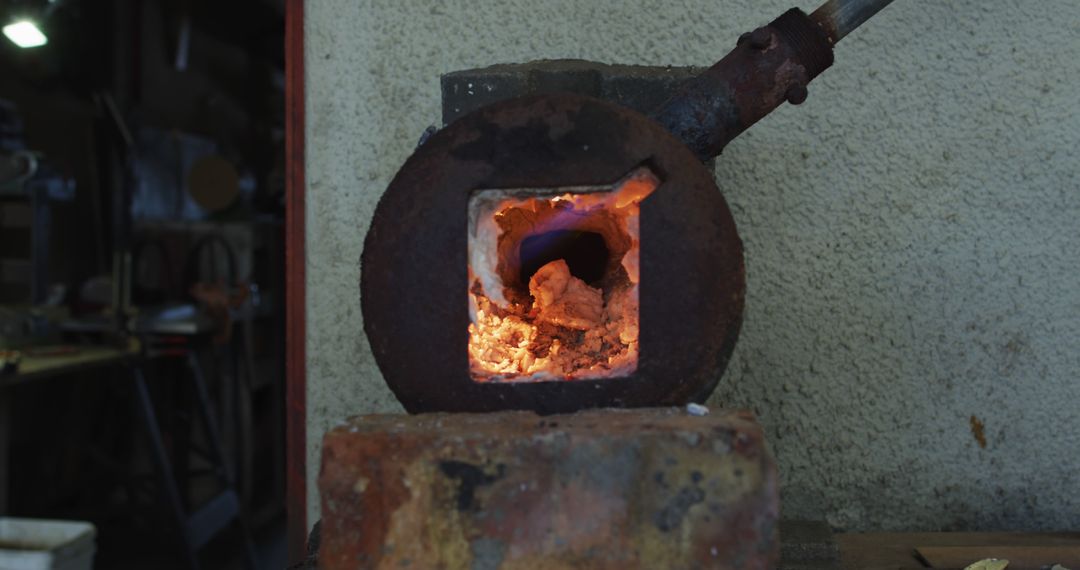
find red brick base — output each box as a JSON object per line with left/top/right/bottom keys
{"left": 318, "top": 408, "right": 778, "bottom": 569}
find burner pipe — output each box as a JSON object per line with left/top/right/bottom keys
{"left": 651, "top": 0, "right": 897, "bottom": 161}
{"left": 811, "top": 0, "right": 897, "bottom": 43}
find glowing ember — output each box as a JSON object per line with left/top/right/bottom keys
{"left": 467, "top": 167, "right": 658, "bottom": 382}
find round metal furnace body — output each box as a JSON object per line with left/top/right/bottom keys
{"left": 362, "top": 94, "right": 744, "bottom": 414}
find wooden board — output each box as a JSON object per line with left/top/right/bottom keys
{"left": 917, "top": 545, "right": 1080, "bottom": 569}
{"left": 3, "top": 343, "right": 136, "bottom": 386}
{"left": 839, "top": 532, "right": 1080, "bottom": 570}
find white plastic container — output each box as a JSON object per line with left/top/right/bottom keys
{"left": 0, "top": 518, "right": 95, "bottom": 570}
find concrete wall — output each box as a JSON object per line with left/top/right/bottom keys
{"left": 305, "top": 0, "right": 1080, "bottom": 532}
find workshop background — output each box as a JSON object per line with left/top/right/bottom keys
{"left": 0, "top": 0, "right": 286, "bottom": 567}
{"left": 304, "top": 0, "right": 1080, "bottom": 533}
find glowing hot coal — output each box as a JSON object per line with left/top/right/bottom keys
{"left": 467, "top": 167, "right": 658, "bottom": 382}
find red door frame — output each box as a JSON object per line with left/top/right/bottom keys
{"left": 285, "top": 0, "right": 308, "bottom": 563}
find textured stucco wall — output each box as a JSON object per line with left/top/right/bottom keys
{"left": 305, "top": 0, "right": 1080, "bottom": 532}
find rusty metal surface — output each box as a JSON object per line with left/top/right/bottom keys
{"left": 361, "top": 93, "right": 744, "bottom": 413}
{"left": 652, "top": 8, "right": 835, "bottom": 160}
{"left": 318, "top": 408, "right": 779, "bottom": 570}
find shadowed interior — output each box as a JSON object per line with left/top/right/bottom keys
{"left": 518, "top": 230, "right": 610, "bottom": 287}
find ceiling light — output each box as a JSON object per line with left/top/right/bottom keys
{"left": 3, "top": 21, "right": 47, "bottom": 48}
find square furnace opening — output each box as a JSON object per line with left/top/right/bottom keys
{"left": 467, "top": 167, "right": 658, "bottom": 383}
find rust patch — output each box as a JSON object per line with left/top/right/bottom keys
{"left": 969, "top": 415, "right": 987, "bottom": 449}
{"left": 651, "top": 8, "right": 834, "bottom": 160}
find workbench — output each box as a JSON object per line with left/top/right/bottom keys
{"left": 0, "top": 339, "right": 258, "bottom": 568}
{"left": 0, "top": 343, "right": 138, "bottom": 513}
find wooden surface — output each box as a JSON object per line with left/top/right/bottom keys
{"left": 839, "top": 532, "right": 1080, "bottom": 569}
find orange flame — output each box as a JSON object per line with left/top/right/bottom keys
{"left": 467, "top": 168, "right": 658, "bottom": 383}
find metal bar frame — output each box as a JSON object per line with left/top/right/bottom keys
{"left": 284, "top": 0, "right": 308, "bottom": 564}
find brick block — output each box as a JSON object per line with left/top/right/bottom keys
{"left": 318, "top": 408, "right": 778, "bottom": 569}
